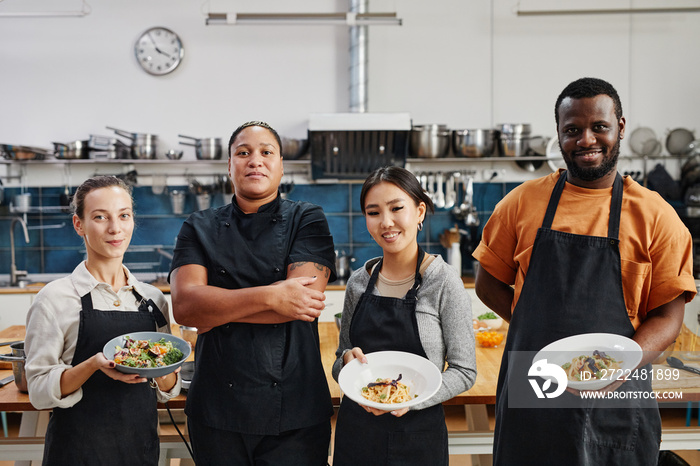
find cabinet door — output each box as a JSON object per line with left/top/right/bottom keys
{"left": 0, "top": 294, "right": 34, "bottom": 328}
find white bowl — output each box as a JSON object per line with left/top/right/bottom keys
{"left": 477, "top": 316, "right": 503, "bottom": 330}
{"left": 338, "top": 350, "right": 442, "bottom": 411}
{"left": 533, "top": 333, "right": 642, "bottom": 391}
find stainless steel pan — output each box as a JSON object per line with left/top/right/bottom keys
{"left": 0, "top": 144, "right": 51, "bottom": 160}
{"left": 178, "top": 134, "right": 222, "bottom": 160}
{"left": 52, "top": 140, "right": 90, "bottom": 159}
{"left": 107, "top": 126, "right": 158, "bottom": 159}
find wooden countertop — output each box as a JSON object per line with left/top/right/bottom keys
{"left": 3, "top": 320, "right": 690, "bottom": 413}
{"left": 0, "top": 321, "right": 498, "bottom": 412}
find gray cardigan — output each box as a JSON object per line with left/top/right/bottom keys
{"left": 332, "top": 255, "right": 477, "bottom": 410}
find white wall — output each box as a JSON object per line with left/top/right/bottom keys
{"left": 1, "top": 0, "right": 699, "bottom": 162}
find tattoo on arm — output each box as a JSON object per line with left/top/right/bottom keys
{"left": 289, "top": 261, "right": 330, "bottom": 278}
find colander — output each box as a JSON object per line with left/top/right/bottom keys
{"left": 666, "top": 128, "right": 696, "bottom": 156}
{"left": 629, "top": 127, "right": 661, "bottom": 156}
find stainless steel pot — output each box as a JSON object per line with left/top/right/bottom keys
{"left": 335, "top": 250, "right": 355, "bottom": 282}
{"left": 0, "top": 342, "right": 27, "bottom": 393}
{"left": 52, "top": 140, "right": 90, "bottom": 159}
{"left": 452, "top": 129, "right": 498, "bottom": 158}
{"left": 410, "top": 124, "right": 451, "bottom": 158}
{"left": 106, "top": 126, "right": 158, "bottom": 159}
{"left": 497, "top": 124, "right": 532, "bottom": 157}
{"left": 498, "top": 123, "right": 532, "bottom": 135}
{"left": 178, "top": 134, "right": 222, "bottom": 160}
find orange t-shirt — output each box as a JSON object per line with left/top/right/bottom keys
{"left": 473, "top": 170, "right": 697, "bottom": 329}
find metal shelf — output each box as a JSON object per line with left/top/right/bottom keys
{"left": 9, "top": 205, "right": 70, "bottom": 214}
{"left": 0, "top": 158, "right": 311, "bottom": 166}
{"left": 407, "top": 154, "right": 689, "bottom": 164}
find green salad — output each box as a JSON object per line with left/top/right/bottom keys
{"left": 114, "top": 337, "right": 184, "bottom": 368}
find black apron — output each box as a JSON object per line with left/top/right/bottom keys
{"left": 333, "top": 248, "right": 449, "bottom": 466}
{"left": 493, "top": 171, "right": 661, "bottom": 465}
{"left": 42, "top": 288, "right": 166, "bottom": 466}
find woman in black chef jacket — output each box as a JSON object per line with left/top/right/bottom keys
{"left": 332, "top": 166, "right": 477, "bottom": 465}
{"left": 24, "top": 175, "right": 180, "bottom": 465}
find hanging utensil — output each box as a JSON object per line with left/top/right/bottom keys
{"left": 444, "top": 173, "right": 456, "bottom": 209}
{"left": 60, "top": 166, "right": 73, "bottom": 213}
{"left": 434, "top": 172, "right": 445, "bottom": 209}
{"left": 427, "top": 173, "right": 436, "bottom": 202}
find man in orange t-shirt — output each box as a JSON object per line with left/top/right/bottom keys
{"left": 473, "top": 77, "right": 696, "bottom": 465}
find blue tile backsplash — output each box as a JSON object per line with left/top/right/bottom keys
{"left": 0, "top": 182, "right": 512, "bottom": 281}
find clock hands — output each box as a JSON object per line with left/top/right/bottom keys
{"left": 147, "top": 33, "right": 172, "bottom": 59}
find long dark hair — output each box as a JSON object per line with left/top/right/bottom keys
{"left": 71, "top": 175, "right": 133, "bottom": 219}
{"left": 360, "top": 166, "right": 434, "bottom": 215}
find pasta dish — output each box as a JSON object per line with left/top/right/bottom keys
{"left": 361, "top": 374, "right": 414, "bottom": 404}
{"left": 561, "top": 350, "right": 622, "bottom": 381}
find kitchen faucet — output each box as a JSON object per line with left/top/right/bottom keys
{"left": 10, "top": 216, "right": 30, "bottom": 287}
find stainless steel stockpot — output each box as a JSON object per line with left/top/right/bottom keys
{"left": 452, "top": 129, "right": 498, "bottom": 158}
{"left": 410, "top": 124, "right": 451, "bottom": 158}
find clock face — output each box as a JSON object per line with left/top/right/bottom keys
{"left": 135, "top": 27, "right": 184, "bottom": 76}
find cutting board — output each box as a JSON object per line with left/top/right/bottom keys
{"left": 652, "top": 362, "right": 700, "bottom": 390}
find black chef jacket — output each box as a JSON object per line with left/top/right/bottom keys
{"left": 170, "top": 194, "right": 337, "bottom": 435}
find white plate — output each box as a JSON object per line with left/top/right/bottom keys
{"left": 102, "top": 331, "right": 191, "bottom": 378}
{"left": 338, "top": 350, "right": 442, "bottom": 411}
{"left": 533, "top": 333, "right": 642, "bottom": 390}
{"left": 545, "top": 136, "right": 566, "bottom": 172}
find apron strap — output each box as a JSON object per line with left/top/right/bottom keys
{"left": 541, "top": 171, "right": 568, "bottom": 229}
{"left": 541, "top": 170, "right": 624, "bottom": 241}
{"left": 80, "top": 293, "right": 94, "bottom": 312}
{"left": 132, "top": 288, "right": 169, "bottom": 328}
{"left": 80, "top": 288, "right": 168, "bottom": 328}
{"left": 405, "top": 247, "right": 426, "bottom": 300}
{"left": 608, "top": 172, "right": 623, "bottom": 240}
{"left": 366, "top": 246, "right": 426, "bottom": 299}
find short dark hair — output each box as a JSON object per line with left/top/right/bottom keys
{"left": 72, "top": 175, "right": 133, "bottom": 219}
{"left": 227, "top": 121, "right": 282, "bottom": 157}
{"left": 554, "top": 77, "right": 623, "bottom": 125}
{"left": 360, "top": 166, "right": 435, "bottom": 215}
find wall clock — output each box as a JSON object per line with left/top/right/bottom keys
{"left": 134, "top": 27, "right": 184, "bottom": 76}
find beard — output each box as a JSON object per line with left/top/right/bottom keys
{"left": 560, "top": 136, "right": 621, "bottom": 182}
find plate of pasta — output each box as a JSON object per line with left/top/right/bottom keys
{"left": 533, "top": 333, "right": 643, "bottom": 390}
{"left": 338, "top": 350, "right": 442, "bottom": 411}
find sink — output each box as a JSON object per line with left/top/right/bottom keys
{"left": 0, "top": 280, "right": 44, "bottom": 289}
